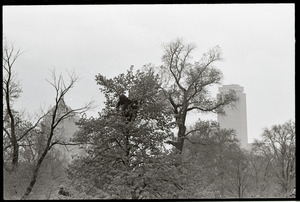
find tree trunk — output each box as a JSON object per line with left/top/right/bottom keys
{"left": 165, "top": 105, "right": 187, "bottom": 153}
{"left": 11, "top": 141, "right": 19, "bottom": 171}
{"left": 21, "top": 145, "right": 49, "bottom": 200}
{"left": 175, "top": 105, "right": 187, "bottom": 153}
{"left": 238, "top": 185, "right": 241, "bottom": 198}
{"left": 176, "top": 124, "right": 186, "bottom": 153}
{"left": 21, "top": 123, "right": 56, "bottom": 199}
{"left": 165, "top": 123, "right": 186, "bottom": 153}
{"left": 6, "top": 89, "right": 19, "bottom": 171}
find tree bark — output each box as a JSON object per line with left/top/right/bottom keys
{"left": 176, "top": 123, "right": 186, "bottom": 152}
{"left": 21, "top": 145, "right": 49, "bottom": 200}
{"left": 11, "top": 140, "right": 19, "bottom": 171}
{"left": 6, "top": 93, "right": 19, "bottom": 171}
{"left": 5, "top": 71, "right": 19, "bottom": 171}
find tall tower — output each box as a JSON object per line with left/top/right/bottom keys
{"left": 217, "top": 84, "right": 248, "bottom": 148}
{"left": 40, "top": 99, "right": 83, "bottom": 163}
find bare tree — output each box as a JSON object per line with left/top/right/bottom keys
{"left": 222, "top": 149, "right": 252, "bottom": 198}
{"left": 3, "top": 42, "right": 46, "bottom": 172}
{"left": 249, "top": 141, "right": 274, "bottom": 197}
{"left": 258, "top": 120, "right": 295, "bottom": 197}
{"left": 159, "top": 38, "right": 238, "bottom": 153}
{"left": 21, "top": 69, "right": 94, "bottom": 200}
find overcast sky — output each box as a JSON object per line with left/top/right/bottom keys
{"left": 3, "top": 4, "right": 295, "bottom": 143}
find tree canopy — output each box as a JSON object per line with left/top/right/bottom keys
{"left": 3, "top": 39, "right": 295, "bottom": 199}
{"left": 158, "top": 38, "right": 238, "bottom": 152}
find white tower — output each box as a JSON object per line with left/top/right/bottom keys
{"left": 217, "top": 84, "right": 248, "bottom": 148}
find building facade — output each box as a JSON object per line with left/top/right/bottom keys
{"left": 217, "top": 84, "right": 248, "bottom": 148}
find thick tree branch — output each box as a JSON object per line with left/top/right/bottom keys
{"left": 16, "top": 113, "right": 48, "bottom": 142}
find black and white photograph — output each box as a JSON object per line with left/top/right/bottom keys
{"left": 3, "top": 4, "right": 295, "bottom": 199}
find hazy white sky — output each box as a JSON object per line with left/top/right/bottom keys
{"left": 3, "top": 4, "right": 295, "bottom": 143}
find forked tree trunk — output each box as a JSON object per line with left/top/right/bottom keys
{"left": 166, "top": 102, "right": 188, "bottom": 153}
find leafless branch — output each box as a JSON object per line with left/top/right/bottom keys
{"left": 21, "top": 69, "right": 95, "bottom": 199}
{"left": 183, "top": 128, "right": 202, "bottom": 137}
{"left": 2, "top": 40, "right": 24, "bottom": 170}
{"left": 3, "top": 128, "right": 12, "bottom": 140}
{"left": 17, "top": 112, "right": 49, "bottom": 142}
{"left": 51, "top": 141, "right": 83, "bottom": 146}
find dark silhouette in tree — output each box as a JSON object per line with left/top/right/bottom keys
{"left": 116, "top": 94, "right": 139, "bottom": 122}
